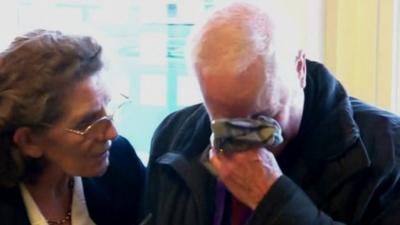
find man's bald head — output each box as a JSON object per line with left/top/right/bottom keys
{"left": 191, "top": 2, "right": 275, "bottom": 77}
{"left": 190, "top": 2, "right": 287, "bottom": 118}
{"left": 189, "top": 1, "right": 307, "bottom": 149}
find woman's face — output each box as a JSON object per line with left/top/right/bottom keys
{"left": 37, "top": 75, "right": 118, "bottom": 177}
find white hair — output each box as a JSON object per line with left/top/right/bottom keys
{"left": 189, "top": 1, "right": 301, "bottom": 81}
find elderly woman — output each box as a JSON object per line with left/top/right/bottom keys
{"left": 0, "top": 30, "right": 145, "bottom": 225}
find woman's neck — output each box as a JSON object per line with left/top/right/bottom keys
{"left": 25, "top": 166, "right": 73, "bottom": 224}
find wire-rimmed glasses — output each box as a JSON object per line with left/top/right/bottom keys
{"left": 40, "top": 94, "right": 131, "bottom": 139}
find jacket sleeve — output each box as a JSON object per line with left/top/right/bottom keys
{"left": 247, "top": 176, "right": 345, "bottom": 225}
{"left": 247, "top": 175, "right": 400, "bottom": 225}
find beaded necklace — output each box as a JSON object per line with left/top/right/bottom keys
{"left": 47, "top": 211, "right": 71, "bottom": 225}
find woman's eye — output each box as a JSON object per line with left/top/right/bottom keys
{"left": 74, "top": 110, "right": 105, "bottom": 131}
{"left": 74, "top": 121, "right": 91, "bottom": 131}
{"left": 74, "top": 117, "right": 97, "bottom": 131}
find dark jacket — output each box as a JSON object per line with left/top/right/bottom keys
{"left": 0, "top": 136, "right": 145, "bottom": 225}
{"left": 145, "top": 60, "right": 400, "bottom": 225}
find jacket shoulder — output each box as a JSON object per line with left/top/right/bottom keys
{"left": 352, "top": 98, "right": 400, "bottom": 144}
{"left": 351, "top": 98, "right": 400, "bottom": 172}
{"left": 150, "top": 103, "right": 210, "bottom": 160}
{"left": 83, "top": 135, "right": 145, "bottom": 225}
{"left": 108, "top": 135, "right": 145, "bottom": 176}
{"left": 153, "top": 103, "right": 207, "bottom": 134}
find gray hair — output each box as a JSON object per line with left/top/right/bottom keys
{"left": 191, "top": 2, "right": 274, "bottom": 77}
{"left": 0, "top": 29, "right": 103, "bottom": 187}
{"left": 190, "top": 1, "right": 301, "bottom": 80}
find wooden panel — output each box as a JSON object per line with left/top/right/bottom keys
{"left": 325, "top": 0, "right": 395, "bottom": 111}
{"left": 376, "top": 0, "right": 395, "bottom": 109}
{"left": 325, "top": 0, "right": 339, "bottom": 74}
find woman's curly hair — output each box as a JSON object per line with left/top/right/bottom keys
{"left": 0, "top": 29, "right": 103, "bottom": 187}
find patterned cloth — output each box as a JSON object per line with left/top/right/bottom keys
{"left": 208, "top": 116, "right": 284, "bottom": 225}
{"left": 210, "top": 115, "right": 283, "bottom": 153}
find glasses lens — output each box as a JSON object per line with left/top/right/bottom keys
{"left": 84, "top": 117, "right": 114, "bottom": 139}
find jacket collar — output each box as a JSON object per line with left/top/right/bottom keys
{"left": 299, "top": 60, "right": 363, "bottom": 161}
{"left": 290, "top": 61, "right": 372, "bottom": 202}
{"left": 0, "top": 186, "right": 31, "bottom": 225}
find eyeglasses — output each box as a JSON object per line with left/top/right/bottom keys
{"left": 39, "top": 94, "right": 131, "bottom": 139}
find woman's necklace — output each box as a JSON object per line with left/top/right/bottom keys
{"left": 47, "top": 211, "right": 71, "bottom": 225}
{"left": 47, "top": 178, "right": 74, "bottom": 225}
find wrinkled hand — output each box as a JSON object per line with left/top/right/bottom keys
{"left": 209, "top": 147, "right": 282, "bottom": 209}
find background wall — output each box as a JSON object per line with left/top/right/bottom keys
{"left": 325, "top": 0, "right": 399, "bottom": 112}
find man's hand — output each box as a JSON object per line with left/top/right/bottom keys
{"left": 209, "top": 147, "right": 282, "bottom": 209}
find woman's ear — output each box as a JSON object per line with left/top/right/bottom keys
{"left": 296, "top": 50, "right": 307, "bottom": 88}
{"left": 13, "top": 127, "right": 43, "bottom": 158}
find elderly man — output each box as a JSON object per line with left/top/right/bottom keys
{"left": 145, "top": 2, "right": 400, "bottom": 225}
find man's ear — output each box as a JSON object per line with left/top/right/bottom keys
{"left": 13, "top": 127, "right": 44, "bottom": 158}
{"left": 295, "top": 50, "right": 307, "bottom": 88}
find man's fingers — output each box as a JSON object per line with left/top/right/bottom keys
{"left": 209, "top": 148, "right": 236, "bottom": 178}
{"left": 209, "top": 148, "right": 222, "bottom": 171}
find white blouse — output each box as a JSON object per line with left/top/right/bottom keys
{"left": 19, "top": 177, "right": 96, "bottom": 225}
